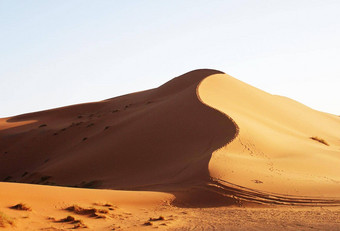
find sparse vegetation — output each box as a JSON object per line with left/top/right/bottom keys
{"left": 310, "top": 136, "right": 329, "bottom": 146}
{"left": 65, "top": 205, "right": 108, "bottom": 218}
{"left": 149, "top": 216, "right": 165, "bottom": 221}
{"left": 0, "top": 211, "right": 14, "bottom": 227}
{"left": 10, "top": 203, "right": 31, "bottom": 211}
{"left": 143, "top": 221, "right": 153, "bottom": 226}
{"left": 60, "top": 215, "right": 76, "bottom": 222}
{"left": 57, "top": 215, "right": 88, "bottom": 229}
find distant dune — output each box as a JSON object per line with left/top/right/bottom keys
{"left": 1, "top": 69, "right": 340, "bottom": 207}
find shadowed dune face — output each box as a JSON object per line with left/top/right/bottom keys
{"left": 0, "top": 70, "right": 237, "bottom": 193}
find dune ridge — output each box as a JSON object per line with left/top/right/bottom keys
{"left": 1, "top": 70, "right": 340, "bottom": 207}
{"left": 0, "top": 70, "right": 238, "bottom": 203}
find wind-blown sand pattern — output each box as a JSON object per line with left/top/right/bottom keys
{"left": 1, "top": 69, "right": 340, "bottom": 230}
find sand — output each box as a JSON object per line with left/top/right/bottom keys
{"left": 0, "top": 182, "right": 174, "bottom": 230}
{"left": 199, "top": 74, "right": 340, "bottom": 203}
{"left": 1, "top": 69, "right": 340, "bottom": 230}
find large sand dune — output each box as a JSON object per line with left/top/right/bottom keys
{"left": 1, "top": 69, "right": 340, "bottom": 207}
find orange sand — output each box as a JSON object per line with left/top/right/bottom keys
{"left": 1, "top": 69, "right": 340, "bottom": 230}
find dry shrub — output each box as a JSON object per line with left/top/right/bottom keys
{"left": 143, "top": 221, "right": 152, "bottom": 226}
{"left": 149, "top": 216, "right": 164, "bottom": 221}
{"left": 10, "top": 203, "right": 31, "bottom": 211}
{"left": 59, "top": 215, "right": 76, "bottom": 222}
{"left": 310, "top": 136, "right": 329, "bottom": 146}
{"left": 58, "top": 215, "right": 87, "bottom": 228}
{"left": 65, "top": 205, "right": 107, "bottom": 218}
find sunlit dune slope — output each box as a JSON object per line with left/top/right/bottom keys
{"left": 199, "top": 73, "right": 340, "bottom": 199}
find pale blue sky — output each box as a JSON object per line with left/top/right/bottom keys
{"left": 1, "top": 0, "right": 339, "bottom": 117}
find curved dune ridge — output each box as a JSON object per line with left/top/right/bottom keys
{"left": 1, "top": 69, "right": 340, "bottom": 206}
{"left": 0, "top": 70, "right": 237, "bottom": 197}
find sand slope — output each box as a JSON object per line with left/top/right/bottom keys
{"left": 199, "top": 74, "right": 340, "bottom": 203}
{"left": 1, "top": 69, "right": 340, "bottom": 207}
{"left": 0, "top": 70, "right": 236, "bottom": 193}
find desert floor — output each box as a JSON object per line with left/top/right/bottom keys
{"left": 1, "top": 183, "right": 340, "bottom": 231}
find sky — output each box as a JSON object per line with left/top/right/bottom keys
{"left": 1, "top": 0, "right": 340, "bottom": 117}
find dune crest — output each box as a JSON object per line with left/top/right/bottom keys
{"left": 0, "top": 70, "right": 236, "bottom": 198}
{"left": 1, "top": 70, "right": 340, "bottom": 206}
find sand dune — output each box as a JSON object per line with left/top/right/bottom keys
{"left": 1, "top": 69, "right": 340, "bottom": 210}
{"left": 199, "top": 74, "right": 340, "bottom": 204}
{"left": 0, "top": 70, "right": 237, "bottom": 194}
